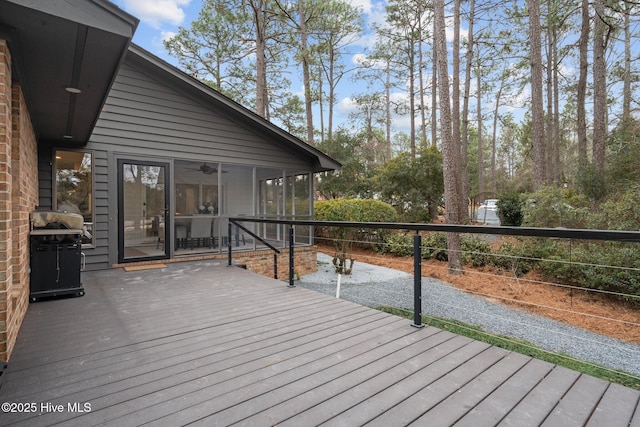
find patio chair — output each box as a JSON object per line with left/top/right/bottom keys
{"left": 175, "top": 225, "right": 187, "bottom": 250}
{"left": 189, "top": 216, "right": 214, "bottom": 249}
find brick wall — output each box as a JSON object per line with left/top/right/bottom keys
{"left": 232, "top": 245, "right": 317, "bottom": 279}
{"left": 113, "top": 245, "right": 319, "bottom": 282}
{"left": 0, "top": 39, "right": 39, "bottom": 362}
{"left": 8, "top": 83, "right": 38, "bottom": 361}
{"left": 0, "top": 39, "right": 13, "bottom": 363}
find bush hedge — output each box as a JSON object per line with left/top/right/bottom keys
{"left": 314, "top": 199, "right": 398, "bottom": 274}
{"left": 496, "top": 194, "right": 524, "bottom": 226}
{"left": 379, "top": 232, "right": 491, "bottom": 267}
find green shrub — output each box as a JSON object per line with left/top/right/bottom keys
{"left": 381, "top": 232, "right": 493, "bottom": 267}
{"left": 488, "top": 239, "right": 535, "bottom": 276}
{"left": 381, "top": 232, "right": 414, "bottom": 257}
{"left": 587, "top": 185, "right": 640, "bottom": 231}
{"left": 398, "top": 207, "right": 431, "bottom": 224}
{"left": 538, "top": 242, "right": 640, "bottom": 301}
{"left": 497, "top": 194, "right": 524, "bottom": 226}
{"left": 421, "top": 232, "right": 449, "bottom": 261}
{"left": 487, "top": 237, "right": 640, "bottom": 300}
{"left": 522, "top": 186, "right": 590, "bottom": 228}
{"left": 314, "top": 199, "right": 398, "bottom": 223}
{"left": 461, "top": 235, "right": 492, "bottom": 267}
{"left": 314, "top": 199, "right": 398, "bottom": 274}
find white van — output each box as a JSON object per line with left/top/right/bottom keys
{"left": 476, "top": 199, "right": 500, "bottom": 225}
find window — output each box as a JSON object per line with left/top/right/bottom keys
{"left": 174, "top": 160, "right": 219, "bottom": 215}
{"left": 55, "top": 150, "right": 94, "bottom": 245}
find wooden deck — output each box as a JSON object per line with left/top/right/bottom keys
{"left": 1, "top": 260, "right": 639, "bottom": 426}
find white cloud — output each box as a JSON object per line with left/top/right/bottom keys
{"left": 352, "top": 52, "right": 387, "bottom": 69}
{"left": 161, "top": 30, "right": 177, "bottom": 43}
{"left": 348, "top": 0, "right": 373, "bottom": 15}
{"left": 336, "top": 97, "right": 359, "bottom": 117}
{"left": 120, "top": 0, "right": 191, "bottom": 28}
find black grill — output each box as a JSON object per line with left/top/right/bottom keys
{"left": 29, "top": 212, "right": 85, "bottom": 302}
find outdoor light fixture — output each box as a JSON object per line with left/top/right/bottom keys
{"left": 65, "top": 87, "right": 82, "bottom": 94}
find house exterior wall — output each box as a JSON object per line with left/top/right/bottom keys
{"left": 90, "top": 61, "right": 313, "bottom": 169}
{"left": 37, "top": 55, "right": 319, "bottom": 270}
{"left": 0, "top": 40, "right": 39, "bottom": 362}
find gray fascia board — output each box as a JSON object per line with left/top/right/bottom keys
{"left": 7, "top": 0, "right": 139, "bottom": 37}
{"left": 127, "top": 44, "right": 342, "bottom": 173}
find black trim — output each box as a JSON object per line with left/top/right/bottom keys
{"left": 117, "top": 159, "right": 171, "bottom": 263}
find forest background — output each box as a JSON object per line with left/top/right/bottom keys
{"left": 159, "top": 0, "right": 640, "bottom": 271}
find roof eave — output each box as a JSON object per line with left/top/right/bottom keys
{"left": 127, "top": 44, "right": 341, "bottom": 173}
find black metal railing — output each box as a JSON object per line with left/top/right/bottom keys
{"left": 228, "top": 221, "right": 281, "bottom": 279}
{"left": 229, "top": 217, "right": 640, "bottom": 328}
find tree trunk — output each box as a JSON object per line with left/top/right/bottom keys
{"left": 253, "top": 0, "right": 268, "bottom": 118}
{"left": 452, "top": 0, "right": 466, "bottom": 222}
{"left": 409, "top": 42, "right": 416, "bottom": 158}
{"left": 528, "top": 0, "right": 546, "bottom": 189}
{"left": 623, "top": 1, "right": 631, "bottom": 123}
{"left": 317, "top": 64, "right": 325, "bottom": 143}
{"left": 546, "top": 10, "right": 554, "bottom": 184}
{"left": 418, "top": 25, "right": 427, "bottom": 148}
{"left": 431, "top": 15, "right": 438, "bottom": 149}
{"left": 553, "top": 23, "right": 560, "bottom": 183}
{"left": 385, "top": 62, "right": 392, "bottom": 160}
{"left": 592, "top": 0, "right": 607, "bottom": 175}
{"left": 435, "top": 0, "right": 462, "bottom": 274}
{"left": 477, "top": 57, "right": 483, "bottom": 195}
{"left": 461, "top": 0, "right": 474, "bottom": 214}
{"left": 328, "top": 50, "right": 335, "bottom": 143}
{"left": 298, "top": 0, "right": 314, "bottom": 145}
{"left": 577, "top": 0, "right": 589, "bottom": 173}
{"left": 491, "top": 75, "right": 504, "bottom": 192}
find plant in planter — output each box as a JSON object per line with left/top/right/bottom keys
{"left": 198, "top": 202, "right": 215, "bottom": 214}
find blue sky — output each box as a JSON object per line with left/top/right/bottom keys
{"left": 113, "top": 0, "right": 202, "bottom": 62}
{"left": 111, "top": 0, "right": 520, "bottom": 139}
{"left": 113, "top": 0, "right": 406, "bottom": 133}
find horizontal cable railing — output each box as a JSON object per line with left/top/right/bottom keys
{"left": 229, "top": 217, "right": 640, "bottom": 383}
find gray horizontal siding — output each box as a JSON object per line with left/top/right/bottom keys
{"left": 79, "top": 56, "right": 320, "bottom": 269}
{"left": 37, "top": 145, "right": 53, "bottom": 210}
{"left": 88, "top": 63, "right": 311, "bottom": 171}
{"left": 84, "top": 149, "right": 109, "bottom": 271}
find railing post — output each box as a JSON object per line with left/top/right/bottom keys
{"left": 413, "top": 232, "right": 424, "bottom": 328}
{"left": 274, "top": 253, "right": 278, "bottom": 280}
{"left": 227, "top": 221, "right": 233, "bottom": 266}
{"left": 288, "top": 224, "right": 295, "bottom": 287}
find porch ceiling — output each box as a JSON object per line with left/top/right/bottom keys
{"left": 0, "top": 0, "right": 138, "bottom": 144}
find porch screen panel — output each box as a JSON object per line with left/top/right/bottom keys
{"left": 293, "top": 173, "right": 312, "bottom": 245}
{"left": 256, "top": 168, "right": 285, "bottom": 247}
{"left": 221, "top": 164, "right": 254, "bottom": 250}
{"left": 174, "top": 160, "right": 219, "bottom": 216}
{"left": 173, "top": 160, "right": 219, "bottom": 253}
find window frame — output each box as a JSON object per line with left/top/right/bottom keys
{"left": 53, "top": 148, "right": 96, "bottom": 248}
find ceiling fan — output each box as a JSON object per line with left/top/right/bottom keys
{"left": 187, "top": 163, "right": 218, "bottom": 175}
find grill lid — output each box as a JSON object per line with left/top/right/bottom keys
{"left": 31, "top": 211, "right": 84, "bottom": 230}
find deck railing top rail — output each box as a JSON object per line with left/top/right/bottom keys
{"left": 230, "top": 216, "right": 640, "bottom": 243}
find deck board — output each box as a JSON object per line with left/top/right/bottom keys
{"left": 412, "top": 352, "right": 533, "bottom": 426}
{"left": 453, "top": 358, "right": 556, "bottom": 426}
{"left": 1, "top": 260, "right": 638, "bottom": 426}
{"left": 586, "top": 383, "right": 640, "bottom": 427}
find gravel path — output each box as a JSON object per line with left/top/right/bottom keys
{"left": 299, "top": 253, "right": 640, "bottom": 377}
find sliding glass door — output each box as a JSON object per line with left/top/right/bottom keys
{"left": 118, "top": 159, "right": 170, "bottom": 262}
